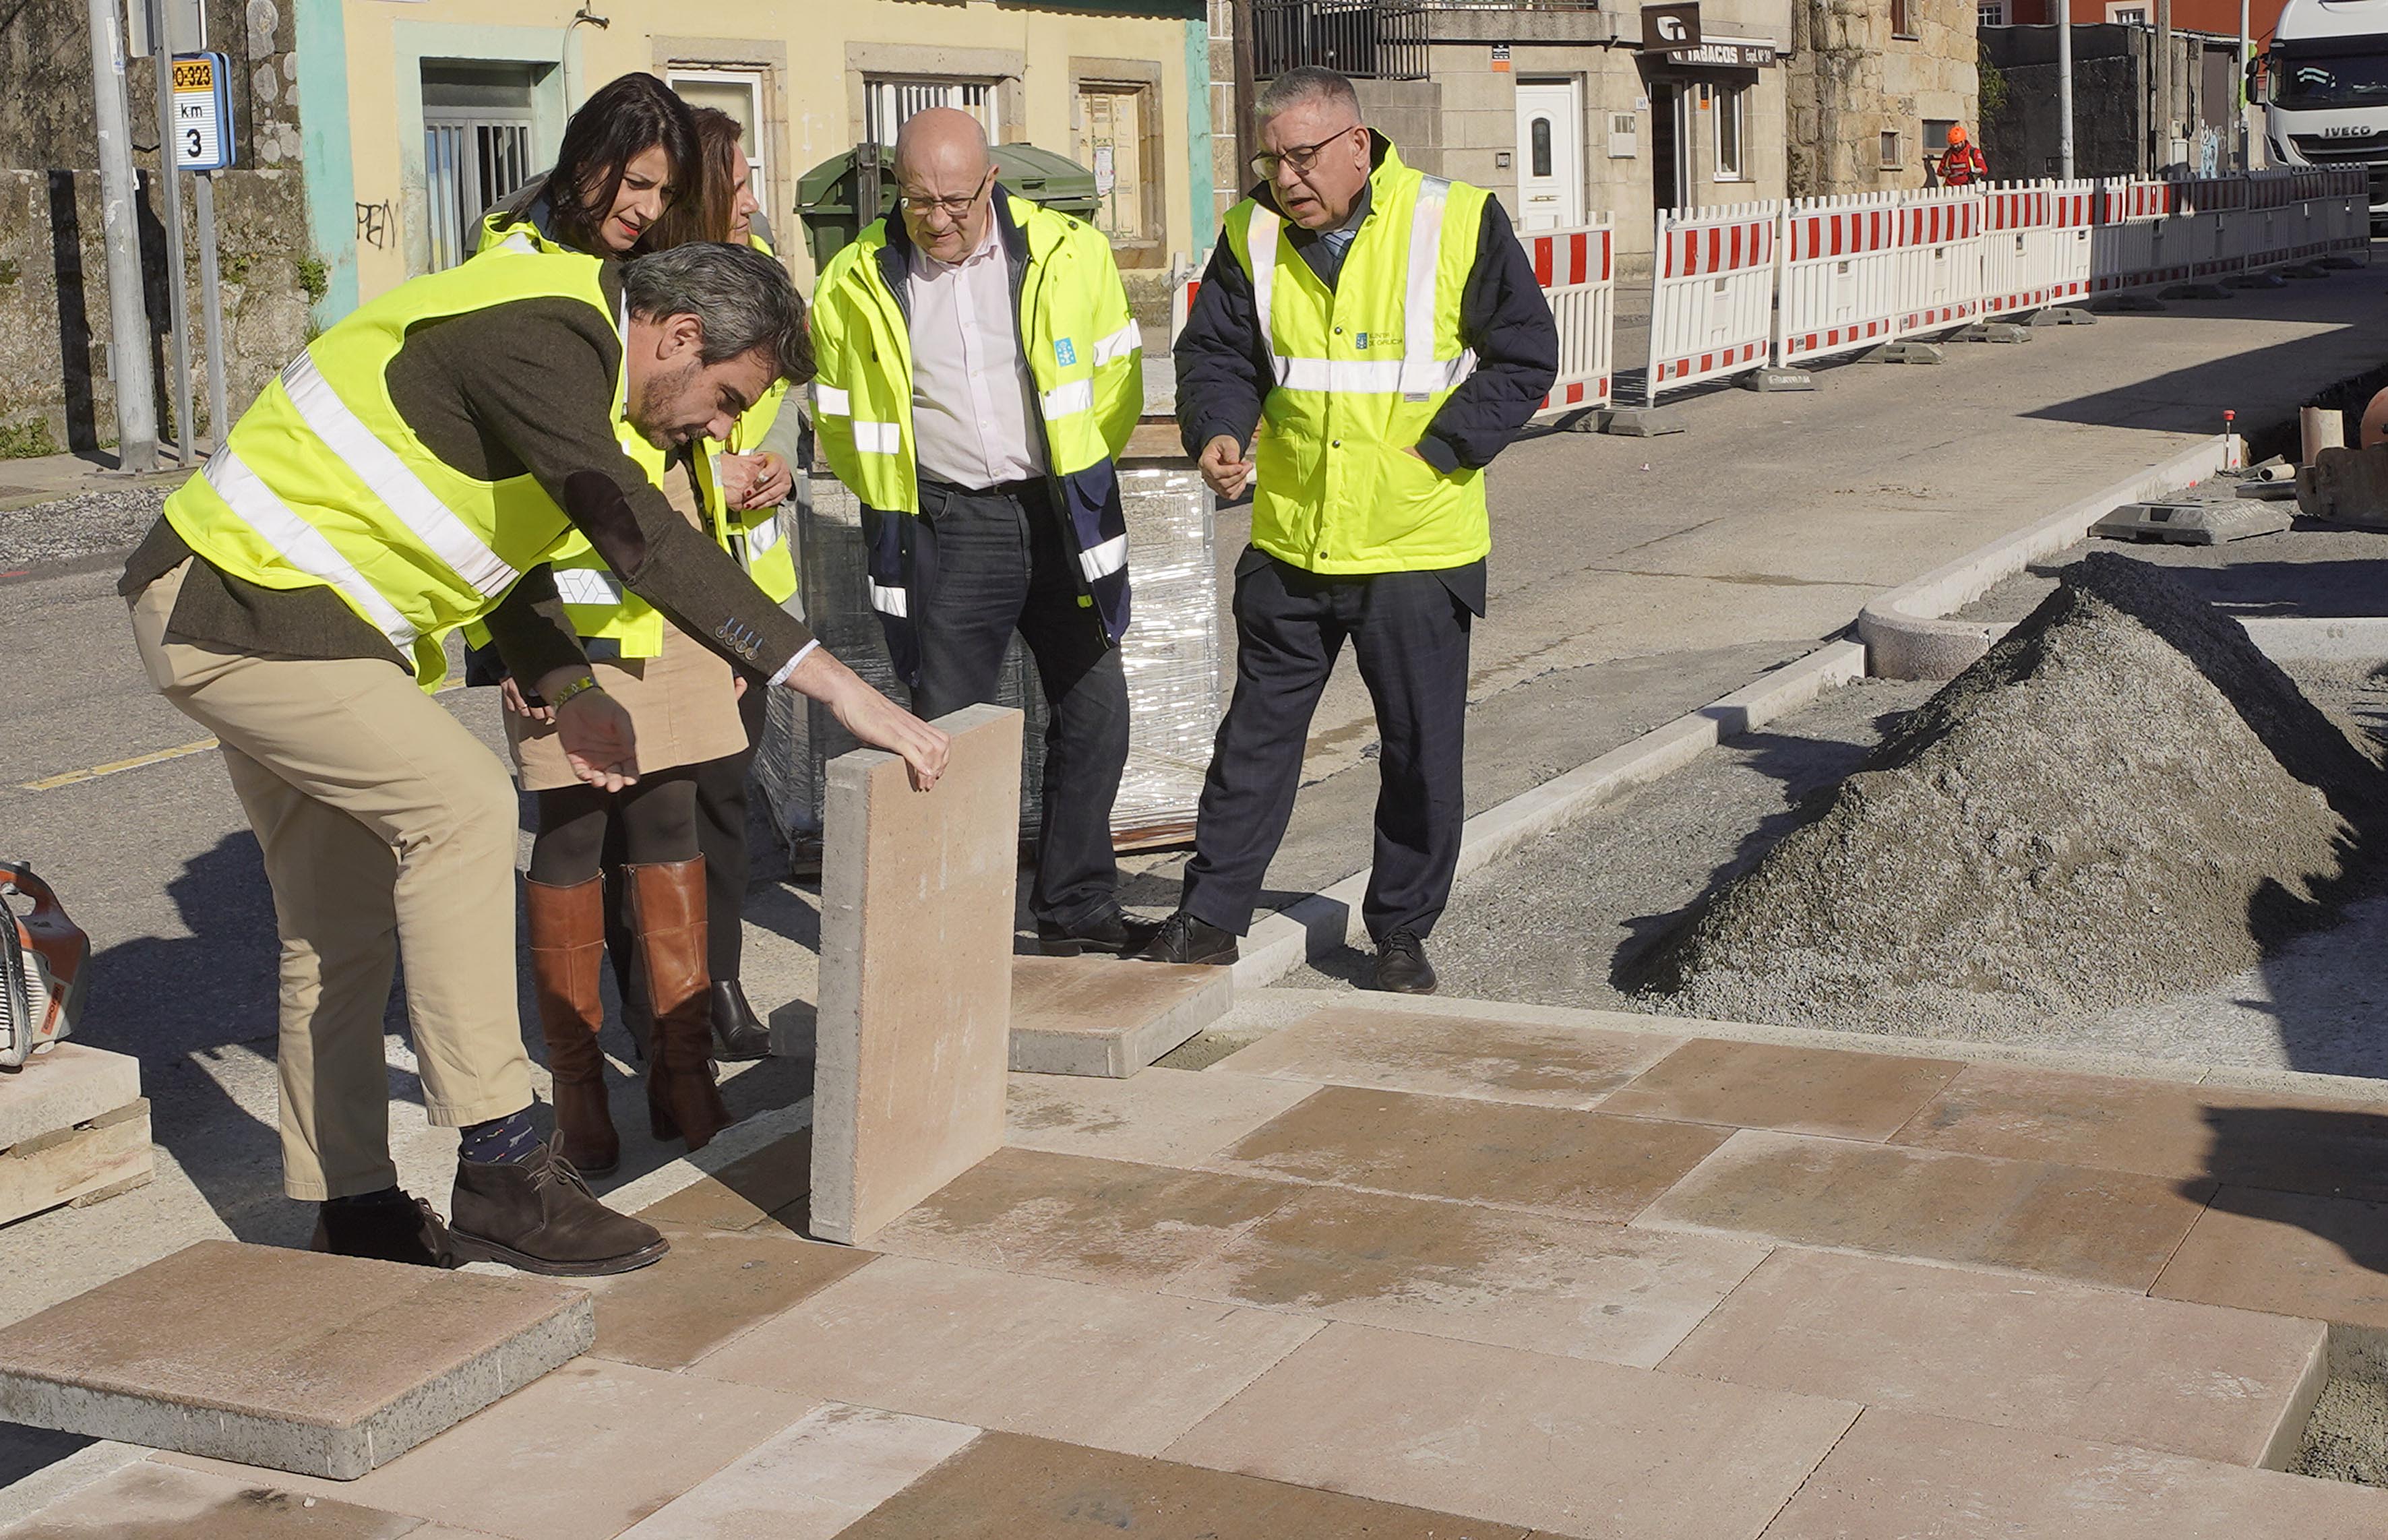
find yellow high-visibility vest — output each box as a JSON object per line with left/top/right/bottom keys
{"left": 164, "top": 252, "right": 619, "bottom": 687}
{"left": 1223, "top": 143, "right": 1491, "bottom": 574}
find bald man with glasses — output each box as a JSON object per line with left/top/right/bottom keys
{"left": 810, "top": 109, "right": 1149, "bottom": 956}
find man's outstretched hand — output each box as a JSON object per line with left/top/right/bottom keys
{"left": 541, "top": 667, "right": 640, "bottom": 792}
{"left": 783, "top": 648, "right": 950, "bottom": 791}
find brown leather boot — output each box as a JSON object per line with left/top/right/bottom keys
{"left": 524, "top": 874, "right": 619, "bottom": 1175}
{"left": 627, "top": 858, "right": 735, "bottom": 1151}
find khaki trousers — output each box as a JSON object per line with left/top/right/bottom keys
{"left": 129, "top": 561, "right": 532, "bottom": 1200}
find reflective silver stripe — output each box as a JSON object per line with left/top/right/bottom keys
{"left": 1091, "top": 319, "right": 1142, "bottom": 365}
{"left": 495, "top": 231, "right": 537, "bottom": 255}
{"left": 1076, "top": 533, "right": 1128, "bottom": 582}
{"left": 616, "top": 295, "right": 631, "bottom": 418}
{"left": 814, "top": 383, "right": 852, "bottom": 415}
{"left": 742, "top": 516, "right": 785, "bottom": 559}
{"left": 202, "top": 447, "right": 419, "bottom": 651}
{"left": 1248, "top": 204, "right": 1283, "bottom": 385}
{"left": 279, "top": 352, "right": 519, "bottom": 598}
{"left": 852, "top": 421, "right": 901, "bottom": 454}
{"left": 1273, "top": 354, "right": 1473, "bottom": 394}
{"left": 866, "top": 579, "right": 908, "bottom": 617}
{"left": 551, "top": 567, "right": 626, "bottom": 607}
{"left": 1039, "top": 378, "right": 1095, "bottom": 420}
{"left": 1401, "top": 176, "right": 1450, "bottom": 394}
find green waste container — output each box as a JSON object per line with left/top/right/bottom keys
{"left": 795, "top": 141, "right": 1100, "bottom": 267}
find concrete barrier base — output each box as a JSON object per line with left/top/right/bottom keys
{"left": 1597, "top": 406, "right": 1687, "bottom": 437}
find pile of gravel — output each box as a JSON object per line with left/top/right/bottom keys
{"left": 1636, "top": 552, "right": 2388, "bottom": 1038}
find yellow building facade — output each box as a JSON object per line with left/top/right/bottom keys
{"left": 297, "top": 0, "right": 1210, "bottom": 314}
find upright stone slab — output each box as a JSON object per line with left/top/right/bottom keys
{"left": 811, "top": 704, "right": 1023, "bottom": 1245}
{"left": 0, "top": 1240, "right": 592, "bottom": 1479}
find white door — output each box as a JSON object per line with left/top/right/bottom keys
{"left": 1514, "top": 80, "right": 1583, "bottom": 230}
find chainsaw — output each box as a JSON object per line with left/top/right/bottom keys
{"left": 1, "top": 859, "right": 88, "bottom": 1070}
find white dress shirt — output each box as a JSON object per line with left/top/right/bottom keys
{"left": 907, "top": 219, "right": 1045, "bottom": 489}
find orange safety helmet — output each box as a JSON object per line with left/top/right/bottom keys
{"left": 1947, "top": 123, "right": 1971, "bottom": 147}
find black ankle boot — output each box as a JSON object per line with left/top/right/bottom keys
{"left": 709, "top": 980, "right": 773, "bottom": 1061}
{"left": 447, "top": 1139, "right": 670, "bottom": 1277}
{"left": 312, "top": 1190, "right": 453, "bottom": 1268}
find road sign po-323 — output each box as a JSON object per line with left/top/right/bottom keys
{"left": 172, "top": 51, "right": 234, "bottom": 173}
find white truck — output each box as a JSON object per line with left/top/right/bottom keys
{"left": 2263, "top": 0, "right": 2388, "bottom": 226}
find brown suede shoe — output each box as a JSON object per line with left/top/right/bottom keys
{"left": 446, "top": 1140, "right": 670, "bottom": 1277}
{"left": 311, "top": 1192, "right": 454, "bottom": 1268}
{"left": 525, "top": 873, "right": 619, "bottom": 1175}
{"left": 628, "top": 858, "right": 735, "bottom": 1152}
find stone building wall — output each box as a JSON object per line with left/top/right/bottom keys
{"left": 1787, "top": 0, "right": 1980, "bottom": 197}
{"left": 0, "top": 1, "right": 311, "bottom": 455}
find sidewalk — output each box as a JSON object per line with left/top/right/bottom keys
{"left": 11, "top": 989, "right": 2385, "bottom": 1537}
{"left": 0, "top": 445, "right": 200, "bottom": 515}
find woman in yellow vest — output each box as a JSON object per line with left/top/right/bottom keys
{"left": 482, "top": 93, "right": 802, "bottom": 1165}
{"left": 675, "top": 109, "right": 805, "bottom": 1059}
{"left": 477, "top": 84, "right": 765, "bottom": 1170}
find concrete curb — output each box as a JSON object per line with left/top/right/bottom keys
{"left": 1857, "top": 434, "right": 2234, "bottom": 679}
{"left": 1229, "top": 638, "right": 1868, "bottom": 991}
{"left": 1243, "top": 987, "right": 2388, "bottom": 1105}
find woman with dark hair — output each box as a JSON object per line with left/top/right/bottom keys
{"left": 667, "top": 107, "right": 805, "bottom": 1061}
{"left": 481, "top": 72, "right": 699, "bottom": 256}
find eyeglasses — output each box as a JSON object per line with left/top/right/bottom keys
{"left": 1248, "top": 124, "right": 1362, "bottom": 181}
{"left": 897, "top": 169, "right": 993, "bottom": 219}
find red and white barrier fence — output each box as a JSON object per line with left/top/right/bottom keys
{"left": 1527, "top": 216, "right": 1616, "bottom": 419}
{"left": 1643, "top": 200, "right": 1777, "bottom": 405}
{"left": 1776, "top": 193, "right": 1901, "bottom": 368}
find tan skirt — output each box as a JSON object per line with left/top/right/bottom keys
{"left": 506, "top": 621, "right": 748, "bottom": 791}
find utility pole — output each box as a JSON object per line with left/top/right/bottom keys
{"left": 145, "top": 0, "right": 192, "bottom": 464}
{"left": 2058, "top": 0, "right": 2075, "bottom": 181}
{"left": 87, "top": 0, "right": 159, "bottom": 473}
{"left": 1231, "top": 0, "right": 1258, "bottom": 189}
{"left": 2238, "top": 0, "right": 2253, "bottom": 169}
{"left": 2155, "top": 0, "right": 2173, "bottom": 173}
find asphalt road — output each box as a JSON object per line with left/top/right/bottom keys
{"left": 5, "top": 257, "right": 2388, "bottom": 1332}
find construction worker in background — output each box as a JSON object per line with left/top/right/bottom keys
{"left": 1938, "top": 124, "right": 1988, "bottom": 187}
{"left": 119, "top": 241, "right": 946, "bottom": 1277}
{"left": 810, "top": 107, "right": 1150, "bottom": 958}
{"left": 1148, "top": 65, "right": 1556, "bottom": 992}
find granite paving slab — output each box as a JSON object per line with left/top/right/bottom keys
{"left": 0, "top": 1045, "right": 141, "bottom": 1151}
{"left": 1757, "top": 1407, "right": 2388, "bottom": 1538}
{"left": 812, "top": 704, "right": 1021, "bottom": 1245}
{"left": 582, "top": 1223, "right": 878, "bottom": 1371}
{"left": 867, "top": 1147, "right": 1301, "bottom": 1289}
{"left": 630, "top": 1132, "right": 814, "bottom": 1235}
{"left": 2153, "top": 1186, "right": 2388, "bottom": 1330}
{"left": 0, "top": 1460, "right": 423, "bottom": 1538}
{"left": 617, "top": 1402, "right": 979, "bottom": 1540}
{"left": 688, "top": 1254, "right": 1320, "bottom": 1456}
{"left": 1004, "top": 1066, "right": 1317, "bottom": 1168}
{"left": 0, "top": 1242, "right": 590, "bottom": 1480}
{"left": 1211, "top": 1084, "right": 1732, "bottom": 1223}
{"left": 1169, "top": 1183, "right": 1773, "bottom": 1367}
{"left": 1638, "top": 1129, "right": 2215, "bottom": 1290}
{"left": 1009, "top": 956, "right": 1230, "bottom": 1078}
{"left": 836, "top": 1428, "right": 1538, "bottom": 1539}
{"left": 1660, "top": 1248, "right": 2326, "bottom": 1467}
{"left": 1167, "top": 1322, "right": 1858, "bottom": 1539}
{"left": 164, "top": 1360, "right": 814, "bottom": 1540}
{"left": 1891, "top": 1065, "right": 2388, "bottom": 1202}
{"left": 1598, "top": 1039, "right": 1966, "bottom": 1142}
{"left": 1210, "top": 1004, "right": 1681, "bottom": 1109}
